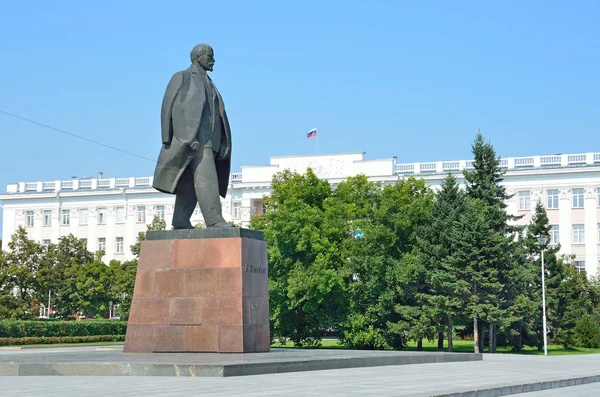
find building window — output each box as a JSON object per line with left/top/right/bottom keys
{"left": 42, "top": 239, "right": 51, "bottom": 247}
{"left": 61, "top": 209, "right": 71, "bottom": 225}
{"left": 573, "top": 224, "right": 585, "bottom": 244}
{"left": 572, "top": 188, "right": 584, "bottom": 208}
{"left": 97, "top": 207, "right": 107, "bottom": 225}
{"left": 80, "top": 238, "right": 88, "bottom": 247}
{"left": 598, "top": 188, "right": 600, "bottom": 207}
{"left": 115, "top": 237, "right": 124, "bottom": 254}
{"left": 115, "top": 206, "right": 125, "bottom": 223}
{"left": 156, "top": 205, "right": 165, "bottom": 220}
{"left": 253, "top": 199, "right": 265, "bottom": 214}
{"left": 233, "top": 202, "right": 242, "bottom": 219}
{"left": 518, "top": 191, "right": 531, "bottom": 210}
{"left": 549, "top": 225, "right": 559, "bottom": 246}
{"left": 43, "top": 210, "right": 52, "bottom": 226}
{"left": 574, "top": 261, "right": 586, "bottom": 274}
{"left": 26, "top": 211, "right": 34, "bottom": 227}
{"left": 547, "top": 189, "right": 559, "bottom": 209}
{"left": 97, "top": 237, "right": 106, "bottom": 251}
{"left": 79, "top": 208, "right": 89, "bottom": 225}
{"left": 137, "top": 206, "right": 146, "bottom": 223}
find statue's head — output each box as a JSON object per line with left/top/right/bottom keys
{"left": 190, "top": 44, "right": 215, "bottom": 72}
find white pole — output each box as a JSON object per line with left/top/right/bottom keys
{"left": 316, "top": 133, "right": 318, "bottom": 155}
{"left": 47, "top": 290, "right": 51, "bottom": 318}
{"left": 541, "top": 249, "right": 548, "bottom": 356}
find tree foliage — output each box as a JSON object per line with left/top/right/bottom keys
{"left": 0, "top": 224, "right": 153, "bottom": 320}
{"left": 416, "top": 174, "right": 466, "bottom": 351}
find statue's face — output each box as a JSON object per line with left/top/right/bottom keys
{"left": 197, "top": 48, "right": 215, "bottom": 72}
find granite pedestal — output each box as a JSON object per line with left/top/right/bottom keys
{"left": 124, "top": 228, "right": 270, "bottom": 353}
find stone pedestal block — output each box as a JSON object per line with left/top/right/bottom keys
{"left": 124, "top": 228, "right": 270, "bottom": 353}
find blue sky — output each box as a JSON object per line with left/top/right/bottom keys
{"left": 0, "top": 1, "right": 599, "bottom": 234}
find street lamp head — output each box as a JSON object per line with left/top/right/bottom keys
{"left": 537, "top": 235, "right": 548, "bottom": 248}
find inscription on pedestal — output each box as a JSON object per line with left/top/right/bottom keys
{"left": 243, "top": 264, "right": 267, "bottom": 274}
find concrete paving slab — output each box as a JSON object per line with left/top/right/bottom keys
{"left": 0, "top": 346, "right": 481, "bottom": 377}
{"left": 0, "top": 354, "right": 600, "bottom": 396}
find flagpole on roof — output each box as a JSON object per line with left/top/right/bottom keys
{"left": 307, "top": 128, "right": 318, "bottom": 154}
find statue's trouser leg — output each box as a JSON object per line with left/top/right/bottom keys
{"left": 193, "top": 147, "right": 227, "bottom": 227}
{"left": 172, "top": 169, "right": 197, "bottom": 229}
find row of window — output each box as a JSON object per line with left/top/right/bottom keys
{"left": 25, "top": 206, "right": 166, "bottom": 227}
{"left": 518, "top": 188, "right": 600, "bottom": 211}
{"left": 542, "top": 224, "right": 600, "bottom": 245}
{"left": 25, "top": 201, "right": 254, "bottom": 226}
{"left": 41, "top": 237, "right": 126, "bottom": 254}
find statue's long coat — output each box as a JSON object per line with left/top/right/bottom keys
{"left": 152, "top": 66, "right": 232, "bottom": 198}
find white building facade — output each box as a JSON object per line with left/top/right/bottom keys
{"left": 2, "top": 151, "right": 600, "bottom": 276}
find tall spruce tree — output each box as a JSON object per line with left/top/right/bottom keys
{"left": 447, "top": 197, "right": 504, "bottom": 353}
{"left": 462, "top": 131, "right": 516, "bottom": 352}
{"left": 503, "top": 201, "right": 550, "bottom": 351}
{"left": 417, "top": 173, "right": 466, "bottom": 351}
{"left": 464, "top": 132, "right": 512, "bottom": 220}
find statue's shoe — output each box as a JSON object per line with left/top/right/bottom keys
{"left": 208, "top": 221, "right": 234, "bottom": 228}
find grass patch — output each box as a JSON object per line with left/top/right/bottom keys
{"left": 271, "top": 338, "right": 600, "bottom": 355}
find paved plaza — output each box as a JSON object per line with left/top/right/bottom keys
{"left": 0, "top": 347, "right": 599, "bottom": 396}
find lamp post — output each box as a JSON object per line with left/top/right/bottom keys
{"left": 537, "top": 235, "right": 548, "bottom": 356}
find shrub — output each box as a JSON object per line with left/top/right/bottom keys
{"left": 0, "top": 320, "right": 127, "bottom": 338}
{"left": 0, "top": 335, "right": 125, "bottom": 346}
{"left": 573, "top": 315, "right": 600, "bottom": 349}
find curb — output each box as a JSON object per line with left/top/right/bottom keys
{"left": 433, "top": 374, "right": 600, "bottom": 397}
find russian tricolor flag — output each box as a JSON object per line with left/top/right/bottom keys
{"left": 306, "top": 128, "right": 317, "bottom": 138}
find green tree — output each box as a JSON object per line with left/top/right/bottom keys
{"left": 510, "top": 200, "right": 555, "bottom": 352}
{"left": 340, "top": 177, "right": 434, "bottom": 350}
{"left": 545, "top": 256, "right": 594, "bottom": 348}
{"left": 0, "top": 247, "right": 30, "bottom": 319}
{"left": 0, "top": 227, "right": 45, "bottom": 319}
{"left": 463, "top": 131, "right": 516, "bottom": 353}
{"left": 417, "top": 173, "right": 466, "bottom": 351}
{"left": 42, "top": 234, "right": 94, "bottom": 319}
{"left": 573, "top": 314, "right": 600, "bottom": 348}
{"left": 251, "top": 169, "right": 346, "bottom": 346}
{"left": 108, "top": 259, "right": 138, "bottom": 320}
{"left": 447, "top": 197, "right": 504, "bottom": 353}
{"left": 71, "top": 251, "right": 111, "bottom": 317}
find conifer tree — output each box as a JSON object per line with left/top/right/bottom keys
{"left": 417, "top": 173, "right": 466, "bottom": 351}
{"left": 462, "top": 131, "right": 516, "bottom": 352}
{"left": 463, "top": 131, "right": 512, "bottom": 224}
{"left": 503, "top": 201, "right": 550, "bottom": 351}
{"left": 447, "top": 197, "right": 503, "bottom": 353}
{"left": 544, "top": 253, "right": 595, "bottom": 348}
